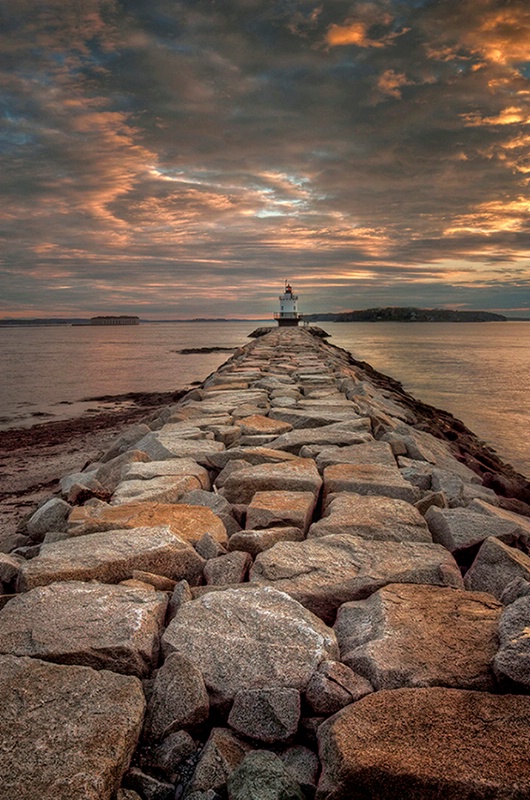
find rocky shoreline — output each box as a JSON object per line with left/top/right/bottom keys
{"left": 1, "top": 328, "right": 530, "bottom": 799}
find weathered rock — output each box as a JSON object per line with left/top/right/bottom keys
{"left": 309, "top": 493, "right": 431, "bottom": 543}
{"left": 133, "top": 431, "right": 225, "bottom": 464}
{"left": 196, "top": 532, "right": 228, "bottom": 560}
{"left": 317, "top": 687, "right": 530, "bottom": 800}
{"left": 335, "top": 583, "right": 501, "bottom": 691}
{"left": 228, "top": 527, "right": 305, "bottom": 556}
{"left": 425, "top": 506, "right": 525, "bottom": 554}
{"left": 221, "top": 459, "right": 322, "bottom": 505}
{"left": 467, "top": 498, "right": 530, "bottom": 536}
{"left": 0, "top": 654, "right": 145, "bottom": 800}
{"left": 68, "top": 502, "right": 227, "bottom": 547}
{"left": 0, "top": 552, "right": 23, "bottom": 585}
{"left": 323, "top": 464, "right": 419, "bottom": 504}
{"left": 464, "top": 537, "right": 530, "bottom": 599}
{"left": 143, "top": 729, "right": 195, "bottom": 780}
{"left": 111, "top": 474, "right": 203, "bottom": 505}
{"left": 228, "top": 751, "right": 305, "bottom": 800}
{"left": 269, "top": 407, "right": 361, "bottom": 429}
{"left": 228, "top": 688, "right": 300, "bottom": 743}
{"left": 122, "top": 768, "right": 175, "bottom": 800}
{"left": 250, "top": 534, "right": 463, "bottom": 623}
{"left": 268, "top": 423, "right": 372, "bottom": 455}
{"left": 413, "top": 490, "right": 448, "bottom": 515}
{"left": 167, "top": 579, "right": 193, "bottom": 621}
{"left": 236, "top": 414, "right": 293, "bottom": 436}
{"left": 94, "top": 450, "right": 151, "bottom": 493}
{"left": 315, "top": 442, "right": 396, "bottom": 470}
{"left": 501, "top": 577, "right": 530, "bottom": 605}
{"left": 117, "top": 790, "right": 142, "bottom": 800}
{"left": 186, "top": 728, "right": 251, "bottom": 796}
{"left": 207, "top": 447, "right": 298, "bottom": 470}
{"left": 100, "top": 423, "right": 152, "bottom": 462}
{"left": 305, "top": 660, "right": 373, "bottom": 715}
{"left": 281, "top": 747, "right": 320, "bottom": 799}
{"left": 26, "top": 498, "right": 71, "bottom": 542}
{"left": 179, "top": 489, "right": 240, "bottom": 536}
{"left": 162, "top": 587, "right": 338, "bottom": 708}
{"left": 18, "top": 526, "right": 205, "bottom": 591}
{"left": 131, "top": 570, "right": 176, "bottom": 590}
{"left": 0, "top": 581, "right": 167, "bottom": 676}
{"left": 59, "top": 470, "right": 107, "bottom": 504}
{"left": 204, "top": 551, "right": 252, "bottom": 585}
{"left": 246, "top": 491, "right": 316, "bottom": 533}
{"left": 494, "top": 597, "right": 530, "bottom": 687}
{"left": 143, "top": 653, "right": 209, "bottom": 740}
{"left": 122, "top": 458, "right": 210, "bottom": 489}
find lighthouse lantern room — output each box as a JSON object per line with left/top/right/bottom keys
{"left": 274, "top": 281, "right": 302, "bottom": 327}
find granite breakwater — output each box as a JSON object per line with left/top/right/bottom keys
{"left": 1, "top": 327, "right": 530, "bottom": 799}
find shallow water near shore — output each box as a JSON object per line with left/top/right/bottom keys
{"left": 0, "top": 320, "right": 528, "bottom": 477}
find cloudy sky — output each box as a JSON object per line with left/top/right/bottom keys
{"left": 2, "top": 0, "right": 530, "bottom": 318}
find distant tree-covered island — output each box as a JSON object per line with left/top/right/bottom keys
{"left": 303, "top": 307, "right": 507, "bottom": 323}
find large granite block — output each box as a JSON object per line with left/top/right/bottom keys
{"left": 221, "top": 458, "right": 322, "bottom": 505}
{"left": 17, "top": 526, "right": 205, "bottom": 591}
{"left": 335, "top": 583, "right": 501, "bottom": 690}
{"left": 323, "top": 463, "right": 420, "bottom": 503}
{"left": 162, "top": 586, "right": 338, "bottom": 709}
{"left": 309, "top": 493, "right": 431, "bottom": 543}
{"left": 0, "top": 655, "right": 145, "bottom": 800}
{"left": 317, "top": 688, "right": 530, "bottom": 800}
{"left": 250, "top": 534, "right": 463, "bottom": 623}
{"left": 68, "top": 502, "right": 227, "bottom": 546}
{"left": 0, "top": 581, "right": 167, "bottom": 677}
{"left": 464, "top": 537, "right": 530, "bottom": 599}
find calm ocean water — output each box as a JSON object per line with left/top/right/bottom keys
{"left": 0, "top": 321, "right": 528, "bottom": 477}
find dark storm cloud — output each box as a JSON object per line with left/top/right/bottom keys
{"left": 2, "top": 0, "right": 530, "bottom": 316}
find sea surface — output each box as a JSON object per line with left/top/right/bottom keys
{"left": 0, "top": 320, "right": 528, "bottom": 477}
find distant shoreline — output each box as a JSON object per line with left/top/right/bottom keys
{"left": 1, "top": 318, "right": 529, "bottom": 327}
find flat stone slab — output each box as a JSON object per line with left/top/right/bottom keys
{"left": 111, "top": 475, "right": 203, "bottom": 505}
{"left": 228, "top": 527, "right": 305, "bottom": 556}
{"left": 68, "top": 502, "right": 227, "bottom": 546}
{"left": 250, "top": 534, "right": 463, "bottom": 623}
{"left": 315, "top": 442, "right": 397, "bottom": 470}
{"left": 0, "top": 581, "right": 168, "bottom": 677}
{"left": 134, "top": 432, "right": 225, "bottom": 464}
{"left": 246, "top": 491, "right": 316, "bottom": 533}
{"left": 122, "top": 458, "right": 210, "bottom": 488}
{"left": 236, "top": 414, "right": 293, "bottom": 436}
{"left": 317, "top": 687, "right": 530, "bottom": 800}
{"left": 17, "top": 526, "right": 205, "bottom": 591}
{"left": 464, "top": 537, "right": 530, "bottom": 600}
{"left": 162, "top": 586, "right": 338, "bottom": 709}
{"left": 309, "top": 493, "right": 431, "bottom": 543}
{"left": 323, "top": 463, "right": 420, "bottom": 503}
{"left": 335, "top": 583, "right": 501, "bottom": 691}
{"left": 268, "top": 423, "right": 372, "bottom": 455}
{"left": 425, "top": 506, "right": 525, "bottom": 553}
{"left": 221, "top": 458, "right": 322, "bottom": 505}
{"left": 208, "top": 446, "right": 298, "bottom": 470}
{"left": 0, "top": 655, "right": 145, "bottom": 800}
{"left": 269, "top": 408, "right": 362, "bottom": 429}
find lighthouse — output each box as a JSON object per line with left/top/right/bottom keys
{"left": 274, "top": 281, "right": 302, "bottom": 327}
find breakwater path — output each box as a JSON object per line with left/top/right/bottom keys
{"left": 1, "top": 327, "right": 530, "bottom": 799}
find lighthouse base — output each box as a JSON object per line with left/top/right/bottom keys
{"left": 276, "top": 318, "right": 300, "bottom": 327}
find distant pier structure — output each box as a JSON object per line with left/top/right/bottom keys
{"left": 274, "top": 281, "right": 302, "bottom": 327}
{"left": 90, "top": 316, "right": 139, "bottom": 326}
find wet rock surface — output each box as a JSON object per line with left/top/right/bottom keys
{"left": 2, "top": 326, "right": 529, "bottom": 799}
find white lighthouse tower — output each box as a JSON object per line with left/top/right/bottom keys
{"left": 274, "top": 280, "right": 302, "bottom": 327}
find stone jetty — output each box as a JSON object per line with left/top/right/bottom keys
{"left": 2, "top": 327, "right": 530, "bottom": 800}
